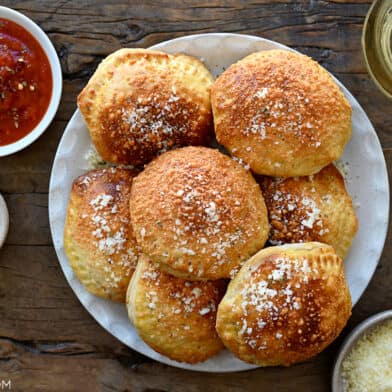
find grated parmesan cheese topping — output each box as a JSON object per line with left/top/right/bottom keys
{"left": 120, "top": 87, "right": 194, "bottom": 155}
{"left": 231, "top": 156, "right": 250, "bottom": 170}
{"left": 80, "top": 172, "right": 139, "bottom": 288}
{"left": 242, "top": 88, "right": 322, "bottom": 148}
{"left": 142, "top": 264, "right": 222, "bottom": 327}
{"left": 335, "top": 160, "right": 351, "bottom": 184}
{"left": 238, "top": 257, "right": 318, "bottom": 350}
{"left": 342, "top": 319, "right": 392, "bottom": 392}
{"left": 84, "top": 146, "right": 108, "bottom": 169}
{"left": 89, "top": 192, "right": 127, "bottom": 256}
{"left": 154, "top": 169, "right": 258, "bottom": 276}
{"left": 262, "top": 176, "right": 332, "bottom": 245}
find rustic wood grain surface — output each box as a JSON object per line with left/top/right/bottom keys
{"left": 0, "top": 1, "right": 391, "bottom": 391}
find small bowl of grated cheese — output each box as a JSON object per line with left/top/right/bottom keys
{"left": 332, "top": 310, "right": 392, "bottom": 392}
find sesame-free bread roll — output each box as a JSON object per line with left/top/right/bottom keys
{"left": 216, "top": 242, "right": 352, "bottom": 366}
{"left": 78, "top": 48, "right": 214, "bottom": 166}
{"left": 211, "top": 50, "right": 352, "bottom": 177}
{"left": 258, "top": 164, "right": 358, "bottom": 259}
{"left": 64, "top": 167, "right": 141, "bottom": 302}
{"left": 126, "top": 255, "right": 226, "bottom": 363}
{"left": 130, "top": 146, "right": 269, "bottom": 280}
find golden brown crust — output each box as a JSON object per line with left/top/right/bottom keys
{"left": 258, "top": 164, "right": 358, "bottom": 259}
{"left": 78, "top": 48, "right": 214, "bottom": 165}
{"left": 64, "top": 167, "right": 141, "bottom": 302}
{"left": 211, "top": 50, "right": 352, "bottom": 177}
{"left": 216, "top": 242, "right": 352, "bottom": 366}
{"left": 129, "top": 146, "right": 269, "bottom": 280}
{"left": 126, "top": 255, "right": 226, "bottom": 363}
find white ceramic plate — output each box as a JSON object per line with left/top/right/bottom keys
{"left": 0, "top": 6, "right": 62, "bottom": 156}
{"left": 49, "top": 33, "right": 390, "bottom": 372}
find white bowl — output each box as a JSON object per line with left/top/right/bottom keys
{"left": 0, "top": 6, "right": 62, "bottom": 156}
{"left": 332, "top": 310, "right": 392, "bottom": 391}
{"left": 0, "top": 193, "right": 9, "bottom": 248}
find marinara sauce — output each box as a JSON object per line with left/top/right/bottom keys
{"left": 0, "top": 18, "right": 52, "bottom": 145}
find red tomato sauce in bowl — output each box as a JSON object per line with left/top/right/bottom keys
{"left": 0, "top": 18, "right": 52, "bottom": 146}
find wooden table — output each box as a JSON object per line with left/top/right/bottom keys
{"left": 0, "top": 1, "right": 390, "bottom": 391}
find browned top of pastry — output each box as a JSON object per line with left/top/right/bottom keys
{"left": 130, "top": 146, "right": 269, "bottom": 280}
{"left": 212, "top": 49, "right": 352, "bottom": 177}
{"left": 78, "top": 48, "right": 214, "bottom": 166}
{"left": 258, "top": 164, "right": 358, "bottom": 258}
{"left": 64, "top": 167, "right": 140, "bottom": 302}
{"left": 216, "top": 243, "right": 352, "bottom": 366}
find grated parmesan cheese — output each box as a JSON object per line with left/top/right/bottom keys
{"left": 84, "top": 146, "right": 108, "bottom": 169}
{"left": 342, "top": 319, "right": 392, "bottom": 392}
{"left": 254, "top": 87, "right": 269, "bottom": 99}
{"left": 335, "top": 160, "right": 351, "bottom": 183}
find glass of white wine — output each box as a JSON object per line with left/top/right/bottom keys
{"left": 362, "top": 0, "right": 392, "bottom": 99}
